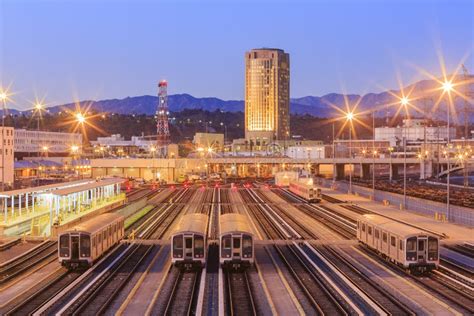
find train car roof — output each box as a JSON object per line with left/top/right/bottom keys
{"left": 220, "top": 213, "right": 253, "bottom": 236}
{"left": 289, "top": 180, "right": 314, "bottom": 188}
{"left": 60, "top": 213, "right": 124, "bottom": 235}
{"left": 173, "top": 213, "right": 208, "bottom": 235}
{"left": 360, "top": 214, "right": 435, "bottom": 238}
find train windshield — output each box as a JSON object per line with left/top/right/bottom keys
{"left": 59, "top": 235, "right": 69, "bottom": 257}
{"left": 406, "top": 237, "right": 417, "bottom": 260}
{"left": 243, "top": 235, "right": 252, "bottom": 257}
{"left": 173, "top": 236, "right": 183, "bottom": 258}
{"left": 80, "top": 234, "right": 91, "bottom": 257}
{"left": 194, "top": 235, "right": 204, "bottom": 257}
{"left": 428, "top": 237, "right": 438, "bottom": 260}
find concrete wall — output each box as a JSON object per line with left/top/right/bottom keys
{"left": 317, "top": 177, "right": 474, "bottom": 227}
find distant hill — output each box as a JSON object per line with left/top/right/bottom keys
{"left": 6, "top": 76, "right": 474, "bottom": 119}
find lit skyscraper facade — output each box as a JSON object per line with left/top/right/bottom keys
{"left": 245, "top": 48, "right": 290, "bottom": 146}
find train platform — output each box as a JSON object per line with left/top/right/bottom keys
{"left": 0, "top": 178, "right": 126, "bottom": 237}
{"left": 320, "top": 187, "right": 474, "bottom": 242}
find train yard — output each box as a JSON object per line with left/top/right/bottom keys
{"left": 0, "top": 182, "right": 472, "bottom": 315}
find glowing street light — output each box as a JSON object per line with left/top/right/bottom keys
{"left": 75, "top": 112, "right": 86, "bottom": 124}
{"left": 442, "top": 80, "right": 454, "bottom": 93}
{"left": 345, "top": 111, "right": 355, "bottom": 194}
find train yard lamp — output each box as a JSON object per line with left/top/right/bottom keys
{"left": 442, "top": 80, "right": 453, "bottom": 220}
{"left": 372, "top": 110, "right": 376, "bottom": 200}
{"left": 0, "top": 91, "right": 7, "bottom": 192}
{"left": 388, "top": 147, "right": 394, "bottom": 182}
{"left": 400, "top": 96, "right": 409, "bottom": 209}
{"left": 346, "top": 111, "right": 354, "bottom": 194}
{"left": 150, "top": 146, "right": 157, "bottom": 185}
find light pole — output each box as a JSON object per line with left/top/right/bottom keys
{"left": 372, "top": 110, "right": 376, "bottom": 199}
{"left": 400, "top": 96, "right": 409, "bottom": 209}
{"left": 0, "top": 91, "right": 8, "bottom": 192}
{"left": 346, "top": 112, "right": 354, "bottom": 194}
{"left": 388, "top": 147, "right": 394, "bottom": 182}
{"left": 150, "top": 146, "right": 156, "bottom": 185}
{"left": 442, "top": 80, "right": 453, "bottom": 220}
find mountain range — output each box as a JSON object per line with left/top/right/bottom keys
{"left": 8, "top": 76, "right": 474, "bottom": 119}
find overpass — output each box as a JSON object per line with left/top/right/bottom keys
{"left": 90, "top": 156, "right": 472, "bottom": 182}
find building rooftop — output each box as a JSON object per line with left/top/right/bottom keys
{"left": 52, "top": 177, "right": 124, "bottom": 196}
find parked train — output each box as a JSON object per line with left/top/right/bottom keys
{"left": 357, "top": 214, "right": 439, "bottom": 273}
{"left": 171, "top": 213, "right": 208, "bottom": 267}
{"left": 219, "top": 213, "right": 254, "bottom": 266}
{"left": 58, "top": 213, "right": 124, "bottom": 268}
{"left": 289, "top": 181, "right": 321, "bottom": 203}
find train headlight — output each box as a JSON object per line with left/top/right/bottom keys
{"left": 226, "top": 254, "right": 230, "bottom": 258}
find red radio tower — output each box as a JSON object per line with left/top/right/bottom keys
{"left": 156, "top": 80, "right": 170, "bottom": 157}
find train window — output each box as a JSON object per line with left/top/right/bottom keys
{"left": 59, "top": 235, "right": 69, "bottom": 257}
{"left": 406, "top": 238, "right": 416, "bottom": 251}
{"left": 375, "top": 229, "right": 379, "bottom": 239}
{"left": 399, "top": 240, "right": 403, "bottom": 250}
{"left": 185, "top": 237, "right": 193, "bottom": 249}
{"left": 80, "top": 235, "right": 91, "bottom": 257}
{"left": 223, "top": 236, "right": 231, "bottom": 249}
{"left": 382, "top": 232, "right": 387, "bottom": 243}
{"left": 362, "top": 224, "right": 365, "bottom": 232}
{"left": 174, "top": 236, "right": 183, "bottom": 249}
{"left": 243, "top": 235, "right": 252, "bottom": 257}
{"left": 390, "top": 236, "right": 396, "bottom": 247}
{"left": 428, "top": 237, "right": 438, "bottom": 260}
{"left": 368, "top": 226, "right": 372, "bottom": 235}
{"left": 357, "top": 222, "right": 359, "bottom": 229}
{"left": 233, "top": 238, "right": 241, "bottom": 249}
{"left": 92, "top": 236, "right": 95, "bottom": 248}
{"left": 195, "top": 236, "right": 204, "bottom": 257}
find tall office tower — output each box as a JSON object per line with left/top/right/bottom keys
{"left": 245, "top": 48, "right": 290, "bottom": 146}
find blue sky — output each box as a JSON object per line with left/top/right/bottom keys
{"left": 0, "top": 0, "right": 473, "bottom": 109}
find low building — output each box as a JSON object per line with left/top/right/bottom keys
{"left": 193, "top": 133, "right": 224, "bottom": 152}
{"left": 90, "top": 134, "right": 155, "bottom": 156}
{"left": 333, "top": 139, "right": 391, "bottom": 158}
{"left": 375, "top": 119, "right": 455, "bottom": 147}
{"left": 14, "top": 129, "right": 82, "bottom": 157}
{"left": 0, "top": 127, "right": 15, "bottom": 187}
{"left": 286, "top": 145, "right": 325, "bottom": 159}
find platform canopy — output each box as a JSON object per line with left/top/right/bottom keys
{"left": 52, "top": 178, "right": 124, "bottom": 196}
{"left": 0, "top": 179, "right": 94, "bottom": 198}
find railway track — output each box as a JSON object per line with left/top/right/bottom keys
{"left": 273, "top": 244, "right": 350, "bottom": 315}
{"left": 3, "top": 269, "right": 82, "bottom": 315}
{"left": 224, "top": 269, "right": 257, "bottom": 316}
{"left": 315, "top": 245, "right": 415, "bottom": 315}
{"left": 240, "top": 189, "right": 287, "bottom": 240}
{"left": 220, "top": 188, "right": 233, "bottom": 215}
{"left": 274, "top": 188, "right": 356, "bottom": 239}
{"left": 361, "top": 244, "right": 474, "bottom": 315}
{"left": 444, "top": 243, "right": 474, "bottom": 259}
{"left": 60, "top": 244, "right": 154, "bottom": 315}
{"left": 0, "top": 240, "right": 57, "bottom": 285}
{"left": 0, "top": 238, "right": 21, "bottom": 251}
{"left": 251, "top": 189, "right": 316, "bottom": 239}
{"left": 163, "top": 268, "right": 201, "bottom": 315}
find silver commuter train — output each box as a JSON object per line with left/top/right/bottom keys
{"left": 58, "top": 213, "right": 124, "bottom": 268}
{"left": 289, "top": 181, "right": 321, "bottom": 203}
{"left": 171, "top": 213, "right": 208, "bottom": 266}
{"left": 357, "top": 214, "right": 439, "bottom": 273}
{"left": 219, "top": 213, "right": 254, "bottom": 266}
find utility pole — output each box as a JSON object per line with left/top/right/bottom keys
{"left": 461, "top": 64, "right": 473, "bottom": 187}
{"left": 156, "top": 80, "right": 171, "bottom": 158}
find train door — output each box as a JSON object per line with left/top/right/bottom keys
{"left": 232, "top": 235, "right": 241, "bottom": 260}
{"left": 184, "top": 235, "right": 193, "bottom": 260}
{"left": 71, "top": 235, "right": 80, "bottom": 261}
{"left": 417, "top": 237, "right": 427, "bottom": 262}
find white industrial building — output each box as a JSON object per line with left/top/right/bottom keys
{"left": 286, "top": 145, "right": 325, "bottom": 159}
{"left": 375, "top": 119, "right": 456, "bottom": 147}
{"left": 14, "top": 129, "right": 82, "bottom": 155}
{"left": 91, "top": 134, "right": 155, "bottom": 151}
